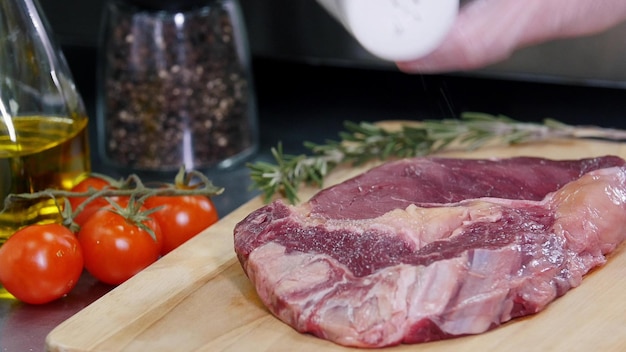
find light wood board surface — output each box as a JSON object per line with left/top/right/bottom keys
{"left": 46, "top": 137, "right": 626, "bottom": 352}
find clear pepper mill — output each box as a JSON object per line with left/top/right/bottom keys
{"left": 0, "top": 0, "right": 91, "bottom": 243}
{"left": 97, "top": 0, "right": 258, "bottom": 173}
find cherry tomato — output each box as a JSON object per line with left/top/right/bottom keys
{"left": 69, "top": 176, "right": 122, "bottom": 228}
{"left": 0, "top": 224, "right": 83, "bottom": 304}
{"left": 77, "top": 205, "right": 163, "bottom": 285}
{"left": 144, "top": 195, "right": 219, "bottom": 255}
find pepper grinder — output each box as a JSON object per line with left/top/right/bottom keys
{"left": 96, "top": 0, "right": 258, "bottom": 173}
{"left": 317, "top": 0, "right": 459, "bottom": 61}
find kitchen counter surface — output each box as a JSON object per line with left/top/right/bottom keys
{"left": 2, "top": 49, "right": 626, "bottom": 351}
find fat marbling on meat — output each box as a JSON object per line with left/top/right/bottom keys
{"left": 233, "top": 156, "right": 626, "bottom": 348}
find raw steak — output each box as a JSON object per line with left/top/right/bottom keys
{"left": 233, "top": 156, "right": 626, "bottom": 348}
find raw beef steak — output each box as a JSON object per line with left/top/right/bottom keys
{"left": 234, "top": 156, "right": 626, "bottom": 348}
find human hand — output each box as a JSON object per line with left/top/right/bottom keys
{"left": 396, "top": 0, "right": 626, "bottom": 73}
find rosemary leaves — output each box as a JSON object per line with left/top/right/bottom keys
{"left": 248, "top": 112, "right": 626, "bottom": 204}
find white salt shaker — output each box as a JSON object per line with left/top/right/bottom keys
{"left": 316, "top": 0, "right": 459, "bottom": 61}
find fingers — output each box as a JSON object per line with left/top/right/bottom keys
{"left": 397, "top": 0, "right": 626, "bottom": 74}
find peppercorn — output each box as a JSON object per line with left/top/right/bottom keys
{"left": 97, "top": 0, "right": 257, "bottom": 171}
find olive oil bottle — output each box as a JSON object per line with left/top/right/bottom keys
{"left": 0, "top": 0, "right": 91, "bottom": 244}
{"left": 0, "top": 115, "right": 90, "bottom": 243}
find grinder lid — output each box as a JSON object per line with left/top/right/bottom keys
{"left": 121, "top": 0, "right": 215, "bottom": 11}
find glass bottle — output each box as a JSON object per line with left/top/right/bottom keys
{"left": 0, "top": 0, "right": 91, "bottom": 243}
{"left": 97, "top": 0, "right": 258, "bottom": 174}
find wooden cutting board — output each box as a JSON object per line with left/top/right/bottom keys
{"left": 46, "top": 137, "right": 626, "bottom": 352}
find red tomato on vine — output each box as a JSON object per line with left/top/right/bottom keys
{"left": 69, "top": 176, "right": 125, "bottom": 228}
{"left": 77, "top": 200, "right": 163, "bottom": 285}
{"left": 144, "top": 195, "right": 218, "bottom": 255}
{"left": 0, "top": 224, "right": 83, "bottom": 304}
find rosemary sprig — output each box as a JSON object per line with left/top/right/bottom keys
{"left": 248, "top": 112, "right": 626, "bottom": 204}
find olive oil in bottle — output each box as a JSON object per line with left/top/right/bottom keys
{"left": 0, "top": 115, "right": 90, "bottom": 243}
{"left": 0, "top": 0, "right": 92, "bottom": 245}
{"left": 0, "top": 0, "right": 92, "bottom": 301}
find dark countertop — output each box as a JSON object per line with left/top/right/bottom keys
{"left": 2, "top": 47, "right": 626, "bottom": 351}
